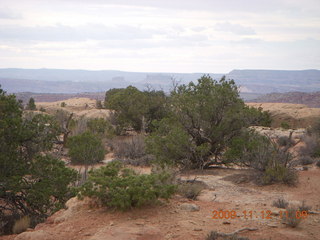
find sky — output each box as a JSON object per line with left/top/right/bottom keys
{"left": 0, "top": 0, "right": 319, "bottom": 73}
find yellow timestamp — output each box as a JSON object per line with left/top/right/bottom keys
{"left": 212, "top": 210, "right": 308, "bottom": 220}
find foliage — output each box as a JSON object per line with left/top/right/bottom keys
{"left": 262, "top": 165, "right": 298, "bottom": 186}
{"left": 224, "top": 129, "right": 275, "bottom": 171}
{"left": 22, "top": 113, "right": 61, "bottom": 160}
{"left": 243, "top": 106, "right": 272, "bottom": 127}
{"left": 272, "top": 198, "right": 289, "bottom": 209}
{"left": 316, "top": 160, "right": 320, "bottom": 168}
{"left": 60, "top": 102, "right": 66, "bottom": 107}
{"left": 105, "top": 86, "right": 167, "bottom": 132}
{"left": 78, "top": 161, "right": 176, "bottom": 210}
{"left": 282, "top": 208, "right": 301, "bottom": 228}
{"left": 96, "top": 100, "right": 103, "bottom": 109}
{"left": 67, "top": 132, "right": 105, "bottom": 165}
{"left": 177, "top": 181, "right": 206, "bottom": 200}
{"left": 87, "top": 118, "right": 114, "bottom": 138}
{"left": 0, "top": 87, "right": 77, "bottom": 234}
{"left": 26, "top": 97, "right": 36, "bottom": 110}
{"left": 277, "top": 136, "right": 294, "bottom": 147}
{"left": 147, "top": 75, "right": 264, "bottom": 169}
{"left": 280, "top": 121, "right": 290, "bottom": 129}
{"left": 146, "top": 118, "right": 198, "bottom": 168}
{"left": 224, "top": 128, "right": 297, "bottom": 185}
{"left": 39, "top": 107, "right": 46, "bottom": 112}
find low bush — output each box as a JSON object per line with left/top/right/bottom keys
{"left": 113, "top": 135, "right": 146, "bottom": 160}
{"left": 206, "top": 231, "right": 249, "bottom": 240}
{"left": 262, "top": 165, "right": 298, "bottom": 186}
{"left": 272, "top": 198, "right": 289, "bottom": 209}
{"left": 282, "top": 208, "right": 301, "bottom": 228}
{"left": 316, "top": 160, "right": 320, "bottom": 168}
{"left": 12, "top": 216, "right": 30, "bottom": 234}
{"left": 119, "top": 154, "right": 155, "bottom": 166}
{"left": 78, "top": 161, "right": 176, "bottom": 210}
{"left": 280, "top": 121, "right": 290, "bottom": 129}
{"left": 277, "top": 136, "right": 294, "bottom": 147}
{"left": 298, "top": 200, "right": 312, "bottom": 212}
{"left": 177, "top": 181, "right": 206, "bottom": 200}
{"left": 299, "top": 156, "right": 314, "bottom": 165}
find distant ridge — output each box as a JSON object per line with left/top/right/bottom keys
{"left": 250, "top": 91, "right": 320, "bottom": 108}
{"left": 0, "top": 68, "right": 319, "bottom": 94}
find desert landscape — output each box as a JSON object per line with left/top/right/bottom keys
{"left": 2, "top": 93, "right": 320, "bottom": 240}
{"left": 1, "top": 1, "right": 320, "bottom": 239}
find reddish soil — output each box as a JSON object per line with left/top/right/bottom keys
{"left": 2, "top": 167, "right": 320, "bottom": 240}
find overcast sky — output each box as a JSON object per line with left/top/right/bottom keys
{"left": 0, "top": 0, "right": 319, "bottom": 73}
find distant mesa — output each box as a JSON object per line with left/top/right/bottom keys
{"left": 0, "top": 68, "right": 319, "bottom": 95}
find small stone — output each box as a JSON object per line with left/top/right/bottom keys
{"left": 267, "top": 224, "right": 278, "bottom": 228}
{"left": 223, "top": 221, "right": 231, "bottom": 225}
{"left": 193, "top": 228, "right": 202, "bottom": 231}
{"left": 180, "top": 203, "right": 200, "bottom": 212}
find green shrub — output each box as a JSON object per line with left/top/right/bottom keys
{"left": 272, "top": 198, "right": 289, "bottom": 209}
{"left": 282, "top": 208, "right": 301, "bottom": 228}
{"left": 78, "top": 161, "right": 176, "bottom": 210}
{"left": 26, "top": 97, "right": 36, "bottom": 110}
{"left": 263, "top": 165, "right": 298, "bottom": 186}
{"left": 60, "top": 102, "right": 66, "bottom": 107}
{"left": 280, "top": 122, "right": 290, "bottom": 129}
{"left": 87, "top": 118, "right": 114, "bottom": 138}
{"left": 67, "top": 132, "right": 105, "bottom": 165}
{"left": 313, "top": 147, "right": 320, "bottom": 158}
{"left": 316, "top": 160, "right": 320, "bottom": 168}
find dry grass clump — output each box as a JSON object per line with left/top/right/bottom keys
{"left": 206, "top": 231, "right": 249, "bottom": 240}
{"left": 298, "top": 200, "right": 312, "bottom": 212}
{"left": 282, "top": 208, "right": 302, "bottom": 228}
{"left": 272, "top": 198, "right": 289, "bottom": 209}
{"left": 177, "top": 180, "right": 206, "bottom": 200}
{"left": 277, "top": 136, "right": 294, "bottom": 147}
{"left": 12, "top": 216, "right": 30, "bottom": 234}
{"left": 113, "top": 135, "right": 145, "bottom": 159}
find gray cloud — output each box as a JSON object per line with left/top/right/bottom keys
{"left": 0, "top": 7, "right": 21, "bottom": 19}
{"left": 215, "top": 22, "right": 256, "bottom": 35}
{"left": 0, "top": 24, "right": 162, "bottom": 42}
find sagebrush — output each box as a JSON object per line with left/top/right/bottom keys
{"left": 78, "top": 161, "right": 176, "bottom": 210}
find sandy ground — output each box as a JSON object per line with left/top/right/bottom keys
{"left": 2, "top": 166, "right": 319, "bottom": 240}
{"left": 247, "top": 103, "right": 320, "bottom": 128}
